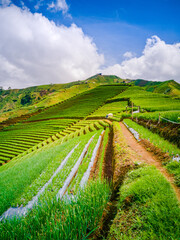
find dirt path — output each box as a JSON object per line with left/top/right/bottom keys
{"left": 120, "top": 122, "right": 180, "bottom": 202}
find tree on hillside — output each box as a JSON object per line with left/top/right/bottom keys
{"left": 21, "top": 94, "right": 32, "bottom": 105}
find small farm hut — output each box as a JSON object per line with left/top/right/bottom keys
{"left": 105, "top": 113, "right": 113, "bottom": 118}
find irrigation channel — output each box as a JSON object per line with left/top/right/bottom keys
{"left": 0, "top": 131, "right": 104, "bottom": 221}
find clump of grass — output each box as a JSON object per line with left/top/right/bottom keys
{"left": 108, "top": 165, "right": 180, "bottom": 239}
{"left": 166, "top": 161, "right": 180, "bottom": 187}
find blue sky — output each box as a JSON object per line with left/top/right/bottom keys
{"left": 10, "top": 0, "right": 180, "bottom": 64}
{"left": 0, "top": 0, "right": 180, "bottom": 88}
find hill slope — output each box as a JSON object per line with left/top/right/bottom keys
{"left": 0, "top": 75, "right": 179, "bottom": 123}
{"left": 0, "top": 75, "right": 128, "bottom": 122}
{"left": 133, "top": 79, "right": 180, "bottom": 96}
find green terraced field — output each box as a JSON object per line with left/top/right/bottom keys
{"left": 90, "top": 101, "right": 128, "bottom": 117}
{"left": 113, "top": 86, "right": 180, "bottom": 111}
{"left": 133, "top": 110, "right": 180, "bottom": 122}
{"left": 0, "top": 119, "right": 108, "bottom": 164}
{"left": 28, "top": 85, "right": 128, "bottom": 121}
{"left": 0, "top": 81, "right": 179, "bottom": 240}
{"left": 0, "top": 119, "right": 77, "bottom": 163}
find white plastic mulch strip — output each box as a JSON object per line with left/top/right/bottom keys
{"left": 0, "top": 144, "right": 79, "bottom": 221}
{"left": 123, "top": 122, "right": 140, "bottom": 141}
{"left": 172, "top": 155, "right": 180, "bottom": 162}
{"left": 56, "top": 135, "right": 95, "bottom": 200}
{"left": 160, "top": 117, "right": 180, "bottom": 125}
{"left": 80, "top": 130, "right": 104, "bottom": 188}
{"left": 133, "top": 110, "right": 140, "bottom": 114}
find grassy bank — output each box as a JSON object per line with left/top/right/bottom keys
{"left": 108, "top": 166, "right": 180, "bottom": 239}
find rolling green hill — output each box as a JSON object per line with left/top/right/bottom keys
{"left": 133, "top": 79, "right": 180, "bottom": 96}
{"left": 0, "top": 75, "right": 179, "bottom": 239}
{"left": 0, "top": 75, "right": 128, "bottom": 122}
{"left": 0, "top": 75, "right": 179, "bottom": 123}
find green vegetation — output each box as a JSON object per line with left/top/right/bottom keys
{"left": 123, "top": 119, "right": 180, "bottom": 156}
{"left": 134, "top": 110, "right": 180, "bottom": 123}
{"left": 0, "top": 119, "right": 77, "bottom": 163}
{"left": 112, "top": 122, "right": 134, "bottom": 187}
{"left": 1, "top": 77, "right": 179, "bottom": 123}
{"left": 0, "top": 76, "right": 179, "bottom": 239}
{"left": 133, "top": 79, "right": 180, "bottom": 97}
{"left": 123, "top": 119, "right": 180, "bottom": 187}
{"left": 67, "top": 130, "right": 102, "bottom": 194}
{"left": 166, "top": 161, "right": 180, "bottom": 187}
{"left": 0, "top": 120, "right": 106, "bottom": 214}
{"left": 20, "top": 93, "right": 32, "bottom": 105}
{"left": 113, "top": 86, "right": 180, "bottom": 111}
{"left": 0, "top": 180, "right": 110, "bottom": 240}
{"left": 0, "top": 75, "right": 128, "bottom": 122}
{"left": 108, "top": 165, "right": 180, "bottom": 240}
{"left": 90, "top": 100, "right": 128, "bottom": 118}
{"left": 98, "top": 127, "right": 110, "bottom": 179}
{"left": 0, "top": 136, "right": 78, "bottom": 214}
{"left": 28, "top": 85, "right": 126, "bottom": 121}
{"left": 0, "top": 118, "right": 108, "bottom": 164}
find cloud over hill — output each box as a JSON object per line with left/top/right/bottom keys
{"left": 103, "top": 36, "right": 180, "bottom": 83}
{"left": 0, "top": 5, "right": 104, "bottom": 89}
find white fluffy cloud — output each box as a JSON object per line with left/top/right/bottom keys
{"left": 123, "top": 51, "right": 134, "bottom": 59}
{"left": 48, "top": 0, "right": 69, "bottom": 13}
{"left": 103, "top": 36, "right": 180, "bottom": 83}
{"left": 0, "top": 5, "right": 104, "bottom": 89}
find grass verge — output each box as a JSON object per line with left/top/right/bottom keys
{"left": 108, "top": 165, "right": 180, "bottom": 240}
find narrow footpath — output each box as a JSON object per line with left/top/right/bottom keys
{"left": 120, "top": 122, "right": 180, "bottom": 202}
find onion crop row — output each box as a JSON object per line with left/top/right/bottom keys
{"left": 0, "top": 120, "right": 107, "bottom": 164}
{"left": 0, "top": 180, "right": 111, "bottom": 240}
{"left": 0, "top": 133, "right": 93, "bottom": 215}
{"left": 67, "top": 130, "right": 103, "bottom": 194}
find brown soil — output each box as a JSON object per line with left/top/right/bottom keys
{"left": 120, "top": 122, "right": 180, "bottom": 201}
{"left": 102, "top": 127, "right": 114, "bottom": 182}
